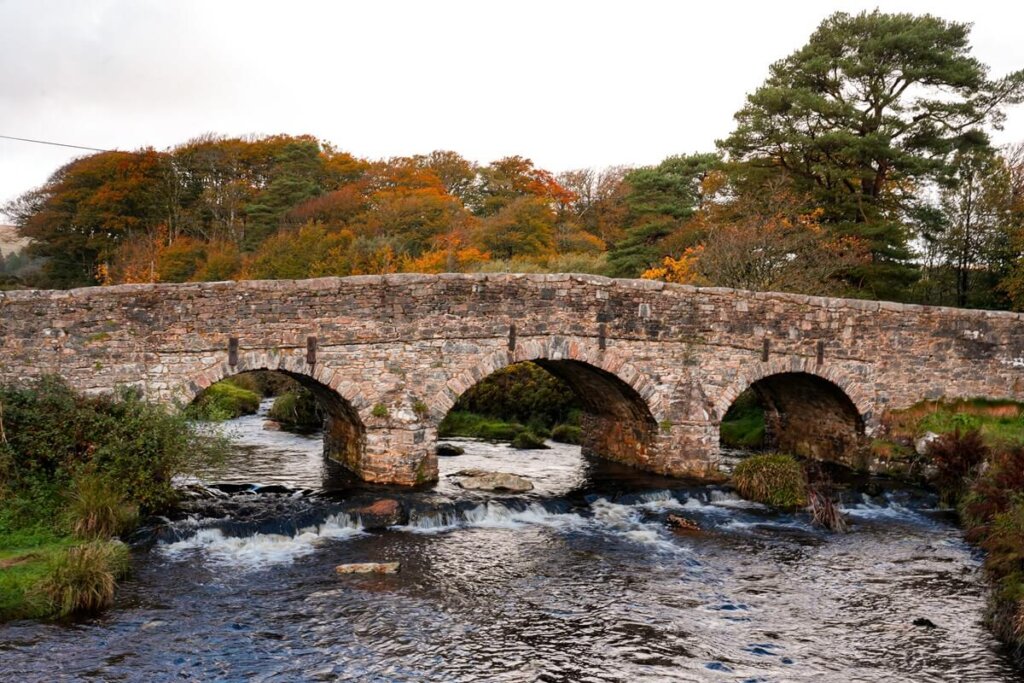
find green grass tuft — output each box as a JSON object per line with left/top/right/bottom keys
{"left": 187, "top": 380, "right": 260, "bottom": 421}
{"left": 36, "top": 541, "right": 130, "bottom": 618}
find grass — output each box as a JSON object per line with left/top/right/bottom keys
{"left": 720, "top": 389, "right": 766, "bottom": 448}
{"left": 551, "top": 424, "right": 582, "bottom": 444}
{"left": 0, "top": 506, "right": 75, "bottom": 621}
{"left": 268, "top": 388, "right": 323, "bottom": 432}
{"left": 511, "top": 430, "right": 548, "bottom": 450}
{"left": 732, "top": 453, "right": 808, "bottom": 509}
{"left": 884, "top": 398, "right": 1024, "bottom": 447}
{"left": 36, "top": 540, "right": 131, "bottom": 618}
{"left": 438, "top": 411, "right": 525, "bottom": 441}
{"left": 66, "top": 475, "right": 139, "bottom": 540}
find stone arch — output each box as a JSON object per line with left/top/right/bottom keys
{"left": 712, "top": 358, "right": 875, "bottom": 427}
{"left": 430, "top": 336, "right": 662, "bottom": 470}
{"left": 177, "top": 351, "right": 367, "bottom": 476}
{"left": 715, "top": 359, "right": 871, "bottom": 464}
{"left": 430, "top": 337, "right": 665, "bottom": 420}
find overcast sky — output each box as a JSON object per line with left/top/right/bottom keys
{"left": 1, "top": 0, "right": 1022, "bottom": 218}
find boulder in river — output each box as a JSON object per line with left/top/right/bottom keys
{"left": 451, "top": 469, "right": 534, "bottom": 493}
{"left": 353, "top": 499, "right": 408, "bottom": 529}
{"left": 263, "top": 420, "right": 282, "bottom": 431}
{"left": 335, "top": 561, "right": 401, "bottom": 575}
{"left": 665, "top": 514, "right": 701, "bottom": 534}
{"left": 436, "top": 443, "right": 466, "bottom": 456}
{"left": 914, "top": 431, "right": 940, "bottom": 455}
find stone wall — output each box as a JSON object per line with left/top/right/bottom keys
{"left": 2, "top": 273, "right": 1023, "bottom": 484}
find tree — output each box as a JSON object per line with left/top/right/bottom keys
{"left": 644, "top": 176, "right": 870, "bottom": 294}
{"left": 606, "top": 153, "right": 721, "bottom": 277}
{"left": 719, "top": 10, "right": 1024, "bottom": 299}
{"left": 476, "top": 196, "right": 556, "bottom": 260}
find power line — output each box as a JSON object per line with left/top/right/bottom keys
{"left": 0, "top": 134, "right": 112, "bottom": 153}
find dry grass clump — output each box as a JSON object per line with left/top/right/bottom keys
{"left": 67, "top": 475, "right": 139, "bottom": 540}
{"left": 732, "top": 453, "right": 808, "bottom": 509}
{"left": 36, "top": 541, "right": 130, "bottom": 618}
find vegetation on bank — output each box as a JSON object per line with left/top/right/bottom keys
{"left": 186, "top": 380, "right": 260, "bottom": 421}
{"left": 0, "top": 377, "right": 227, "bottom": 621}
{"left": 719, "top": 389, "right": 766, "bottom": 449}
{"left": 732, "top": 453, "right": 808, "bottom": 509}
{"left": 436, "top": 362, "right": 582, "bottom": 449}
{"left": 268, "top": 387, "right": 324, "bottom": 432}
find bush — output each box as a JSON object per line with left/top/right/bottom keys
{"left": 268, "top": 388, "right": 323, "bottom": 432}
{"left": 960, "top": 446, "right": 1024, "bottom": 537}
{"left": 187, "top": 380, "right": 260, "bottom": 421}
{"left": 36, "top": 541, "right": 130, "bottom": 618}
{"left": 438, "top": 411, "right": 524, "bottom": 441}
{"left": 551, "top": 424, "right": 582, "bottom": 444}
{"left": 511, "top": 430, "right": 549, "bottom": 450}
{"left": 926, "top": 429, "right": 989, "bottom": 505}
{"left": 732, "top": 453, "right": 808, "bottom": 509}
{"left": 66, "top": 475, "right": 138, "bottom": 540}
{"left": 0, "top": 376, "right": 229, "bottom": 514}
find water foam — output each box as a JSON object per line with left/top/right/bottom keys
{"left": 159, "top": 513, "right": 363, "bottom": 569}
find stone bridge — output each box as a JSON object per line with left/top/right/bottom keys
{"left": 1, "top": 273, "right": 1023, "bottom": 485}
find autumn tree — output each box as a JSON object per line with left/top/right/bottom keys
{"left": 644, "top": 176, "right": 870, "bottom": 294}
{"left": 719, "top": 10, "right": 1024, "bottom": 299}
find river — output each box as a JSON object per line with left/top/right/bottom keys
{"left": 0, "top": 401, "right": 1018, "bottom": 681}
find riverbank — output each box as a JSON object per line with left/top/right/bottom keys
{"left": 0, "top": 377, "right": 226, "bottom": 621}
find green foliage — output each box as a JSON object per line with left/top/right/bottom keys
{"left": 371, "top": 403, "right": 390, "bottom": 419}
{"left": 36, "top": 540, "right": 130, "bottom": 618}
{"left": 438, "top": 411, "right": 524, "bottom": 442}
{"left": 719, "top": 389, "right": 766, "bottom": 448}
{"left": 268, "top": 388, "right": 323, "bottom": 432}
{"left": 550, "top": 424, "right": 582, "bottom": 445}
{"left": 511, "top": 430, "right": 549, "bottom": 450}
{"left": 606, "top": 154, "right": 722, "bottom": 277}
{"left": 1, "top": 376, "right": 229, "bottom": 514}
{"left": 732, "top": 453, "right": 808, "bottom": 509}
{"left": 719, "top": 10, "right": 1024, "bottom": 300}
{"left": 187, "top": 380, "right": 261, "bottom": 421}
{"left": 447, "top": 362, "right": 579, "bottom": 429}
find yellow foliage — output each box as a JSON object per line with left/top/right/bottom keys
{"left": 641, "top": 247, "right": 705, "bottom": 284}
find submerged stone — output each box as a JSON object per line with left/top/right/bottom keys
{"left": 451, "top": 469, "right": 534, "bottom": 492}
{"left": 666, "top": 514, "right": 701, "bottom": 534}
{"left": 436, "top": 443, "right": 466, "bottom": 456}
{"left": 335, "top": 562, "right": 401, "bottom": 575}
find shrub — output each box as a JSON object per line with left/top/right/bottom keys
{"left": 926, "top": 429, "right": 988, "bottom": 505}
{"left": 268, "top": 388, "right": 323, "bottom": 432}
{"left": 66, "top": 475, "right": 138, "bottom": 540}
{"left": 371, "top": 403, "right": 389, "bottom": 419}
{"left": 438, "top": 411, "right": 524, "bottom": 441}
{"left": 511, "top": 430, "right": 548, "bottom": 450}
{"left": 36, "top": 540, "right": 130, "bottom": 618}
{"left": 187, "top": 381, "right": 260, "bottom": 421}
{"left": 551, "top": 424, "right": 582, "bottom": 444}
{"left": 732, "top": 453, "right": 808, "bottom": 509}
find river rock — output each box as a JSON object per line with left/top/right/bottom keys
{"left": 263, "top": 420, "right": 282, "bottom": 431}
{"left": 335, "top": 561, "right": 401, "bottom": 575}
{"left": 914, "top": 431, "right": 940, "bottom": 455}
{"left": 436, "top": 443, "right": 465, "bottom": 456}
{"left": 451, "top": 469, "right": 534, "bottom": 492}
{"left": 665, "top": 514, "right": 701, "bottom": 534}
{"left": 353, "top": 499, "right": 408, "bottom": 529}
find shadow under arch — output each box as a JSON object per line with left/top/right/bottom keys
{"left": 723, "top": 371, "right": 865, "bottom": 464}
{"left": 186, "top": 367, "right": 366, "bottom": 476}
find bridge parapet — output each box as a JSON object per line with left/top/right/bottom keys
{"left": 2, "top": 274, "right": 1022, "bottom": 484}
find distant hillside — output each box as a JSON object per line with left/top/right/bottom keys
{"left": 0, "top": 225, "right": 30, "bottom": 254}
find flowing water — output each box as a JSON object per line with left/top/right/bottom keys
{"left": 0, "top": 402, "right": 1018, "bottom": 682}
